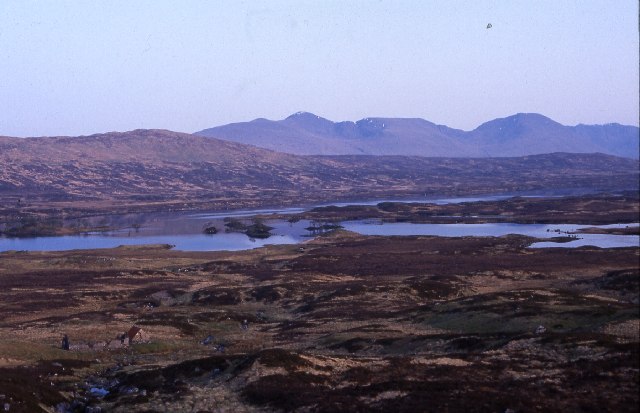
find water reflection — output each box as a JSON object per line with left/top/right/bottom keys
{"left": 341, "top": 222, "right": 639, "bottom": 249}
{"left": 1, "top": 194, "right": 638, "bottom": 252}
{"left": 1, "top": 219, "right": 637, "bottom": 252}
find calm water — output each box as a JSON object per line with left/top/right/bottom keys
{"left": 0, "top": 219, "right": 314, "bottom": 252}
{"left": 341, "top": 222, "right": 639, "bottom": 249}
{"left": 1, "top": 195, "right": 638, "bottom": 252}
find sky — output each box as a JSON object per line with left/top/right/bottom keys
{"left": 0, "top": 0, "right": 638, "bottom": 137}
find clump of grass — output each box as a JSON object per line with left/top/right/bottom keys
{"left": 0, "top": 339, "right": 92, "bottom": 364}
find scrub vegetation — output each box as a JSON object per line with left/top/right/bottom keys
{"left": 0, "top": 201, "right": 637, "bottom": 411}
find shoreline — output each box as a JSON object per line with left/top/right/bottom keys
{"left": 2, "top": 191, "right": 638, "bottom": 238}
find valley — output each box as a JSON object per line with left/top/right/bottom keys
{"left": 0, "top": 130, "right": 638, "bottom": 412}
{"left": 3, "top": 2, "right": 638, "bottom": 412}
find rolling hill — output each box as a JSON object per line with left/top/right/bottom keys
{"left": 196, "top": 112, "right": 639, "bottom": 158}
{"left": 0, "top": 129, "right": 638, "bottom": 217}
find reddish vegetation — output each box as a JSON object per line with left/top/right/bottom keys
{"left": 0, "top": 224, "right": 637, "bottom": 411}
{"left": 0, "top": 130, "right": 638, "bottom": 223}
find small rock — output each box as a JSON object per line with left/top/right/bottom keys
{"left": 119, "top": 385, "right": 139, "bottom": 395}
{"left": 534, "top": 325, "right": 546, "bottom": 335}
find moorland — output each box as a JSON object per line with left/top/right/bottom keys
{"left": 0, "top": 213, "right": 638, "bottom": 412}
{"left": 1, "top": 129, "right": 638, "bottom": 227}
{"left": 0, "top": 129, "right": 638, "bottom": 412}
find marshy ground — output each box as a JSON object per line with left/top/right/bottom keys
{"left": 0, "top": 227, "right": 638, "bottom": 412}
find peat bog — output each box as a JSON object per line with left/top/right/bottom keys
{"left": 0, "top": 194, "right": 638, "bottom": 412}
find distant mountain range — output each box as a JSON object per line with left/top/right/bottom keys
{"left": 196, "top": 112, "right": 639, "bottom": 159}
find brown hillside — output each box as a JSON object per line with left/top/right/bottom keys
{"left": 0, "top": 130, "right": 637, "bottom": 216}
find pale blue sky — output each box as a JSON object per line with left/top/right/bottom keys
{"left": 1, "top": 0, "right": 638, "bottom": 137}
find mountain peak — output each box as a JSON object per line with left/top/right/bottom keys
{"left": 509, "top": 113, "right": 558, "bottom": 124}
{"left": 281, "top": 112, "right": 335, "bottom": 136}
{"left": 511, "top": 112, "right": 551, "bottom": 119}
{"left": 473, "top": 113, "right": 562, "bottom": 135}
{"left": 285, "top": 111, "right": 323, "bottom": 121}
{"left": 486, "top": 113, "right": 556, "bottom": 125}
